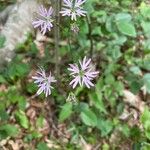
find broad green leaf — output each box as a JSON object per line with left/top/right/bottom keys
{"left": 104, "top": 74, "right": 115, "bottom": 85}
{"left": 120, "top": 124, "right": 130, "bottom": 137}
{"left": 143, "top": 59, "right": 150, "bottom": 71}
{"left": 140, "top": 108, "right": 150, "bottom": 139}
{"left": 130, "top": 66, "right": 142, "bottom": 76}
{"left": 36, "top": 116, "right": 44, "bottom": 128}
{"left": 0, "top": 124, "right": 18, "bottom": 139}
{"left": 140, "top": 2, "right": 150, "bottom": 19}
{"left": 112, "top": 48, "right": 122, "bottom": 60}
{"left": 89, "top": 92, "right": 107, "bottom": 114}
{"left": 141, "top": 142, "right": 150, "bottom": 150}
{"left": 117, "top": 21, "right": 136, "bottom": 37}
{"left": 141, "top": 21, "right": 150, "bottom": 36}
{"left": 143, "top": 74, "right": 150, "bottom": 94}
{"left": 26, "top": 82, "right": 37, "bottom": 94}
{"left": 59, "top": 103, "right": 72, "bottom": 122}
{"left": 37, "top": 142, "right": 49, "bottom": 150}
{"left": 114, "top": 81, "right": 124, "bottom": 95}
{"left": 113, "top": 36, "right": 127, "bottom": 45}
{"left": 97, "top": 119, "right": 113, "bottom": 137}
{"left": 0, "top": 110, "right": 9, "bottom": 121}
{"left": 106, "top": 15, "right": 115, "bottom": 32}
{"left": 15, "top": 110, "right": 29, "bottom": 129}
{"left": 115, "top": 13, "right": 132, "bottom": 22}
{"left": 18, "top": 97, "right": 27, "bottom": 110}
{"left": 80, "top": 108, "right": 97, "bottom": 127}
{"left": 141, "top": 108, "right": 150, "bottom": 124}
{"left": 102, "top": 143, "right": 110, "bottom": 150}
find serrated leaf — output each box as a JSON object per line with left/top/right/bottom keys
{"left": 80, "top": 108, "right": 97, "bottom": 127}
{"left": 15, "top": 110, "right": 29, "bottom": 129}
{"left": 59, "top": 103, "right": 72, "bottom": 122}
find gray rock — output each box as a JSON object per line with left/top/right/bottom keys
{"left": 0, "top": 0, "right": 39, "bottom": 66}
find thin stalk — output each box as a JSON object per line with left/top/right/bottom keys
{"left": 86, "top": 15, "right": 93, "bottom": 58}
{"left": 54, "top": 0, "right": 60, "bottom": 79}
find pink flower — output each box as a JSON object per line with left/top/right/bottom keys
{"left": 60, "top": 0, "right": 87, "bottom": 21}
{"left": 68, "top": 57, "right": 99, "bottom": 89}
{"left": 32, "top": 67, "right": 56, "bottom": 97}
{"left": 32, "top": 5, "right": 54, "bottom": 35}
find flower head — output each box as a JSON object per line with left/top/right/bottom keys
{"left": 71, "top": 23, "right": 79, "bottom": 33}
{"left": 32, "top": 5, "right": 54, "bottom": 35}
{"left": 32, "top": 67, "right": 56, "bottom": 97}
{"left": 60, "top": 0, "right": 87, "bottom": 21}
{"left": 68, "top": 56, "right": 99, "bottom": 89}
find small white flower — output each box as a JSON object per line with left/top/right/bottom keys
{"left": 32, "top": 67, "right": 56, "bottom": 97}
{"left": 60, "top": 0, "right": 87, "bottom": 21}
{"left": 32, "top": 5, "right": 54, "bottom": 35}
{"left": 68, "top": 56, "right": 99, "bottom": 89}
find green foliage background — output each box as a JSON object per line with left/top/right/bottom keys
{"left": 0, "top": 0, "right": 150, "bottom": 149}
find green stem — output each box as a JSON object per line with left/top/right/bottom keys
{"left": 86, "top": 15, "right": 93, "bottom": 58}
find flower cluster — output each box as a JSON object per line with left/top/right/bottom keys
{"left": 32, "top": 0, "right": 86, "bottom": 34}
{"left": 32, "top": 1, "right": 98, "bottom": 97}
{"left": 32, "top": 57, "right": 99, "bottom": 97}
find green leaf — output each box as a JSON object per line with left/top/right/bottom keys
{"left": 130, "top": 66, "right": 142, "bottom": 76}
{"left": 0, "top": 75, "right": 6, "bottom": 83}
{"left": 104, "top": 74, "right": 115, "bottom": 85}
{"left": 16, "top": 63, "right": 30, "bottom": 77}
{"left": 15, "top": 110, "right": 29, "bottom": 129}
{"left": 89, "top": 92, "right": 107, "bottom": 114}
{"left": 120, "top": 124, "right": 130, "bottom": 137}
{"left": 0, "top": 110, "right": 9, "bottom": 121}
{"left": 115, "top": 13, "right": 132, "bottom": 22}
{"left": 97, "top": 119, "right": 113, "bottom": 137}
{"left": 0, "top": 124, "right": 18, "bottom": 139}
{"left": 143, "top": 74, "right": 150, "bottom": 94}
{"left": 112, "top": 48, "right": 122, "bottom": 60}
{"left": 140, "top": 2, "right": 150, "bottom": 19}
{"left": 26, "top": 82, "right": 37, "bottom": 94}
{"left": 140, "top": 108, "right": 150, "bottom": 139}
{"left": 141, "top": 21, "right": 150, "bottom": 36}
{"left": 59, "top": 103, "right": 72, "bottom": 122}
{"left": 141, "top": 108, "right": 150, "bottom": 124}
{"left": 80, "top": 108, "right": 97, "bottom": 127}
{"left": 36, "top": 116, "right": 44, "bottom": 128}
{"left": 141, "top": 142, "right": 150, "bottom": 150}
{"left": 102, "top": 143, "right": 110, "bottom": 150}
{"left": 37, "top": 142, "right": 49, "bottom": 150}
{"left": 0, "top": 35, "right": 6, "bottom": 48}
{"left": 117, "top": 21, "right": 136, "bottom": 37}
{"left": 18, "top": 97, "right": 27, "bottom": 110}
